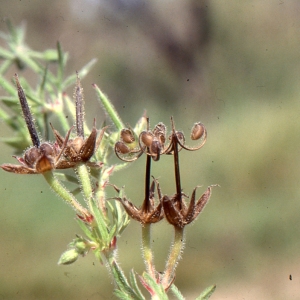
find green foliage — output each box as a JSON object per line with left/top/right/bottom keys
{"left": 0, "top": 22, "right": 216, "bottom": 300}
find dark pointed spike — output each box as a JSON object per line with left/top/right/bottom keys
{"left": 154, "top": 178, "right": 163, "bottom": 200}
{"left": 55, "top": 126, "right": 74, "bottom": 162}
{"left": 79, "top": 127, "right": 97, "bottom": 161}
{"left": 14, "top": 74, "right": 40, "bottom": 147}
{"left": 170, "top": 117, "right": 182, "bottom": 207}
{"left": 142, "top": 151, "right": 152, "bottom": 213}
{"left": 75, "top": 72, "right": 85, "bottom": 138}
{"left": 110, "top": 183, "right": 121, "bottom": 194}
{"left": 114, "top": 197, "right": 143, "bottom": 222}
{"left": 194, "top": 186, "right": 212, "bottom": 215}
{"left": 50, "top": 123, "right": 65, "bottom": 147}
{"left": 162, "top": 195, "right": 184, "bottom": 228}
{"left": 149, "top": 179, "right": 156, "bottom": 199}
{"left": 184, "top": 187, "right": 199, "bottom": 224}
{"left": 95, "top": 124, "right": 108, "bottom": 152}
{"left": 185, "top": 186, "right": 212, "bottom": 225}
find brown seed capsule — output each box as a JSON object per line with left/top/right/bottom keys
{"left": 191, "top": 122, "right": 205, "bottom": 140}
{"left": 71, "top": 137, "right": 84, "bottom": 153}
{"left": 24, "top": 147, "right": 40, "bottom": 167}
{"left": 121, "top": 128, "right": 135, "bottom": 143}
{"left": 115, "top": 141, "right": 130, "bottom": 154}
{"left": 153, "top": 123, "right": 166, "bottom": 136}
{"left": 150, "top": 139, "right": 161, "bottom": 161}
{"left": 140, "top": 131, "right": 154, "bottom": 147}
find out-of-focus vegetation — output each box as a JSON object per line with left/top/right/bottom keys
{"left": 0, "top": 1, "right": 300, "bottom": 299}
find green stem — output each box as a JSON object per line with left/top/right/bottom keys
{"left": 93, "top": 83, "right": 125, "bottom": 131}
{"left": 161, "top": 226, "right": 185, "bottom": 289}
{"left": 76, "top": 164, "right": 93, "bottom": 210}
{"left": 43, "top": 171, "right": 88, "bottom": 216}
{"left": 95, "top": 166, "right": 114, "bottom": 217}
{"left": 141, "top": 152, "right": 156, "bottom": 279}
{"left": 102, "top": 250, "right": 117, "bottom": 282}
{"left": 141, "top": 223, "right": 156, "bottom": 279}
{"left": 102, "top": 251, "right": 129, "bottom": 292}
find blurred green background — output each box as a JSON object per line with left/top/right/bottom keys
{"left": 1, "top": 1, "right": 300, "bottom": 299}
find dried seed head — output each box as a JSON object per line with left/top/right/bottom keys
{"left": 191, "top": 122, "right": 205, "bottom": 140}
{"left": 153, "top": 123, "right": 166, "bottom": 145}
{"left": 149, "top": 140, "right": 161, "bottom": 161}
{"left": 175, "top": 131, "right": 185, "bottom": 144}
{"left": 115, "top": 141, "right": 130, "bottom": 154}
{"left": 153, "top": 123, "right": 166, "bottom": 136}
{"left": 121, "top": 128, "right": 135, "bottom": 143}
{"left": 162, "top": 186, "right": 214, "bottom": 228}
{"left": 24, "top": 147, "right": 40, "bottom": 167}
{"left": 71, "top": 137, "right": 84, "bottom": 153}
{"left": 140, "top": 131, "right": 154, "bottom": 147}
{"left": 112, "top": 178, "right": 164, "bottom": 224}
{"left": 39, "top": 142, "right": 56, "bottom": 156}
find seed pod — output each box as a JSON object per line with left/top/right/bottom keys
{"left": 71, "top": 137, "right": 84, "bottom": 153}
{"left": 153, "top": 123, "right": 166, "bottom": 136}
{"left": 115, "top": 141, "right": 130, "bottom": 154}
{"left": 39, "top": 142, "right": 56, "bottom": 157}
{"left": 175, "top": 131, "right": 185, "bottom": 143}
{"left": 191, "top": 122, "right": 205, "bottom": 140}
{"left": 140, "top": 131, "right": 154, "bottom": 147}
{"left": 24, "top": 147, "right": 40, "bottom": 167}
{"left": 150, "top": 139, "right": 162, "bottom": 161}
{"left": 121, "top": 128, "right": 135, "bottom": 143}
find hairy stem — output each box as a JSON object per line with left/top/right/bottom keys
{"left": 43, "top": 171, "right": 88, "bottom": 217}
{"left": 76, "top": 163, "right": 93, "bottom": 209}
{"left": 93, "top": 83, "right": 125, "bottom": 131}
{"left": 142, "top": 223, "right": 156, "bottom": 279}
{"left": 161, "top": 226, "right": 185, "bottom": 289}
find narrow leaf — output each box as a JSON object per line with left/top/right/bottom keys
{"left": 195, "top": 285, "right": 216, "bottom": 300}
{"left": 111, "top": 261, "right": 142, "bottom": 300}
{"left": 62, "top": 58, "right": 97, "bottom": 89}
{"left": 89, "top": 198, "right": 109, "bottom": 241}
{"left": 141, "top": 272, "right": 168, "bottom": 300}
{"left": 129, "top": 270, "right": 145, "bottom": 300}
{"left": 169, "top": 284, "right": 185, "bottom": 300}
{"left": 76, "top": 218, "right": 94, "bottom": 240}
{"left": 93, "top": 83, "right": 125, "bottom": 131}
